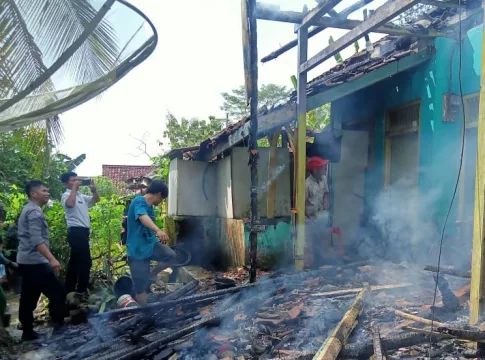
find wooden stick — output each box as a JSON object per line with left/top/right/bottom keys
{"left": 313, "top": 288, "right": 368, "bottom": 360}
{"left": 311, "top": 283, "right": 411, "bottom": 297}
{"left": 423, "top": 265, "right": 471, "bottom": 279}
{"left": 393, "top": 283, "right": 470, "bottom": 331}
{"left": 393, "top": 309, "right": 449, "bottom": 328}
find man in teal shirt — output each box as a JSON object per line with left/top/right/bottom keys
{"left": 126, "top": 180, "right": 177, "bottom": 305}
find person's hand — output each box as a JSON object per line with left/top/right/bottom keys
{"left": 49, "top": 258, "right": 61, "bottom": 276}
{"left": 73, "top": 180, "right": 80, "bottom": 192}
{"left": 89, "top": 180, "right": 97, "bottom": 193}
{"left": 156, "top": 230, "right": 169, "bottom": 243}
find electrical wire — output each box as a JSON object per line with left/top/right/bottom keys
{"left": 428, "top": 0, "right": 465, "bottom": 354}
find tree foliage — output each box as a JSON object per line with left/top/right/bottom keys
{"left": 161, "top": 112, "right": 224, "bottom": 149}
{"left": 220, "top": 84, "right": 291, "bottom": 120}
{"left": 0, "top": 128, "right": 85, "bottom": 199}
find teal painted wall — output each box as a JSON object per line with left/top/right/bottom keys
{"left": 332, "top": 23, "right": 483, "bottom": 266}
{"left": 243, "top": 221, "right": 293, "bottom": 268}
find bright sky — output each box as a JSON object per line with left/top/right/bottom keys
{"left": 59, "top": 0, "right": 386, "bottom": 176}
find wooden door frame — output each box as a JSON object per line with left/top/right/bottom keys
{"left": 384, "top": 99, "right": 422, "bottom": 188}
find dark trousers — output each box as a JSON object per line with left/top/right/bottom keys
{"left": 65, "top": 227, "right": 92, "bottom": 294}
{"left": 19, "top": 263, "right": 66, "bottom": 333}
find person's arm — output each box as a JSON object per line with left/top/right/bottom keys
{"left": 138, "top": 215, "right": 169, "bottom": 242}
{"left": 89, "top": 180, "right": 100, "bottom": 205}
{"left": 27, "top": 211, "right": 61, "bottom": 275}
{"left": 36, "top": 244, "right": 60, "bottom": 275}
{"left": 323, "top": 175, "right": 330, "bottom": 211}
{"left": 64, "top": 182, "right": 79, "bottom": 208}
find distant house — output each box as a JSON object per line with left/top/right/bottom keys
{"left": 102, "top": 165, "right": 153, "bottom": 189}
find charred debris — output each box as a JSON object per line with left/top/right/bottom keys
{"left": 12, "top": 261, "right": 484, "bottom": 360}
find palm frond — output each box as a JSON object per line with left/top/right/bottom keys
{"left": 17, "top": 0, "right": 120, "bottom": 84}
{"left": 0, "top": 0, "right": 55, "bottom": 96}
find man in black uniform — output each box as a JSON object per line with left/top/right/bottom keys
{"left": 17, "top": 180, "right": 66, "bottom": 341}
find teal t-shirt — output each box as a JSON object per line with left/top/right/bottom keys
{"left": 126, "top": 196, "right": 158, "bottom": 260}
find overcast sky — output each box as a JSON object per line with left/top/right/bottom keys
{"left": 59, "top": 0, "right": 386, "bottom": 176}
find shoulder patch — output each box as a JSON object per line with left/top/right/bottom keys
{"left": 34, "top": 211, "right": 43, "bottom": 217}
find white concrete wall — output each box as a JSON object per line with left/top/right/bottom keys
{"left": 216, "top": 156, "right": 234, "bottom": 218}
{"left": 332, "top": 130, "right": 369, "bottom": 244}
{"left": 231, "top": 147, "right": 291, "bottom": 218}
{"left": 168, "top": 158, "right": 217, "bottom": 217}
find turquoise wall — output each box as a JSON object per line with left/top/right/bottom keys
{"left": 332, "top": 23, "right": 483, "bottom": 265}
{"left": 243, "top": 221, "right": 293, "bottom": 268}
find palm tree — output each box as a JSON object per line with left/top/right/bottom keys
{"left": 0, "top": 0, "right": 121, "bottom": 144}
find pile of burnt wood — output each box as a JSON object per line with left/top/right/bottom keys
{"left": 15, "top": 262, "right": 485, "bottom": 360}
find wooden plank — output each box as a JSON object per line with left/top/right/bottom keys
{"left": 470, "top": 4, "right": 485, "bottom": 325}
{"left": 255, "top": 4, "right": 445, "bottom": 38}
{"left": 295, "top": 27, "right": 308, "bottom": 270}
{"left": 295, "top": 0, "right": 342, "bottom": 32}
{"left": 301, "top": 0, "right": 420, "bottom": 73}
{"left": 267, "top": 129, "right": 281, "bottom": 219}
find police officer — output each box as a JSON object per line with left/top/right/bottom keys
{"left": 17, "top": 180, "right": 65, "bottom": 341}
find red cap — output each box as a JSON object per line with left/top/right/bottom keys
{"left": 307, "top": 156, "right": 329, "bottom": 170}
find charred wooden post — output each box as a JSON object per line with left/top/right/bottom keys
{"left": 340, "top": 333, "right": 446, "bottom": 358}
{"left": 434, "top": 273, "right": 460, "bottom": 310}
{"left": 424, "top": 264, "right": 471, "bottom": 278}
{"left": 371, "top": 323, "right": 385, "bottom": 360}
{"left": 242, "top": 0, "right": 260, "bottom": 283}
{"left": 313, "top": 288, "right": 368, "bottom": 360}
{"left": 437, "top": 326, "right": 485, "bottom": 341}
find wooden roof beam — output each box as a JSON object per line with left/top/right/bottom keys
{"left": 255, "top": 5, "right": 445, "bottom": 39}
{"left": 261, "top": 0, "right": 374, "bottom": 63}
{"left": 294, "top": 0, "right": 343, "bottom": 32}
{"left": 300, "top": 0, "right": 420, "bottom": 73}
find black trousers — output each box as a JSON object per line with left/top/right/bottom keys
{"left": 65, "top": 227, "right": 92, "bottom": 293}
{"left": 18, "top": 263, "right": 66, "bottom": 333}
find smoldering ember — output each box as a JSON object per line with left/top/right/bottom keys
{"left": 1, "top": 261, "right": 480, "bottom": 360}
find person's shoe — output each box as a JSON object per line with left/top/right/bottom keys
{"left": 21, "top": 330, "right": 40, "bottom": 341}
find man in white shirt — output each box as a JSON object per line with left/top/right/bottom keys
{"left": 60, "top": 172, "right": 100, "bottom": 295}
{"left": 305, "top": 157, "right": 331, "bottom": 268}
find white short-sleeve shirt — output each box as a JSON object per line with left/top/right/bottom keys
{"left": 61, "top": 189, "right": 94, "bottom": 228}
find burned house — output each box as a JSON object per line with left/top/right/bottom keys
{"left": 166, "top": 5, "right": 482, "bottom": 272}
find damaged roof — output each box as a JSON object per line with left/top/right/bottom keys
{"left": 169, "top": 5, "right": 482, "bottom": 161}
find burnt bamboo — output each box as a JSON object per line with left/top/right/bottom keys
{"left": 424, "top": 264, "right": 471, "bottom": 278}
{"left": 313, "top": 288, "right": 368, "bottom": 360}
{"left": 371, "top": 323, "right": 385, "bottom": 360}
{"left": 393, "top": 309, "right": 449, "bottom": 328}
{"left": 110, "top": 315, "right": 221, "bottom": 360}
{"left": 163, "top": 280, "right": 199, "bottom": 301}
{"left": 247, "top": 0, "right": 259, "bottom": 284}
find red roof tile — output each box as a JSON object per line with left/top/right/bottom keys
{"left": 102, "top": 165, "right": 153, "bottom": 186}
